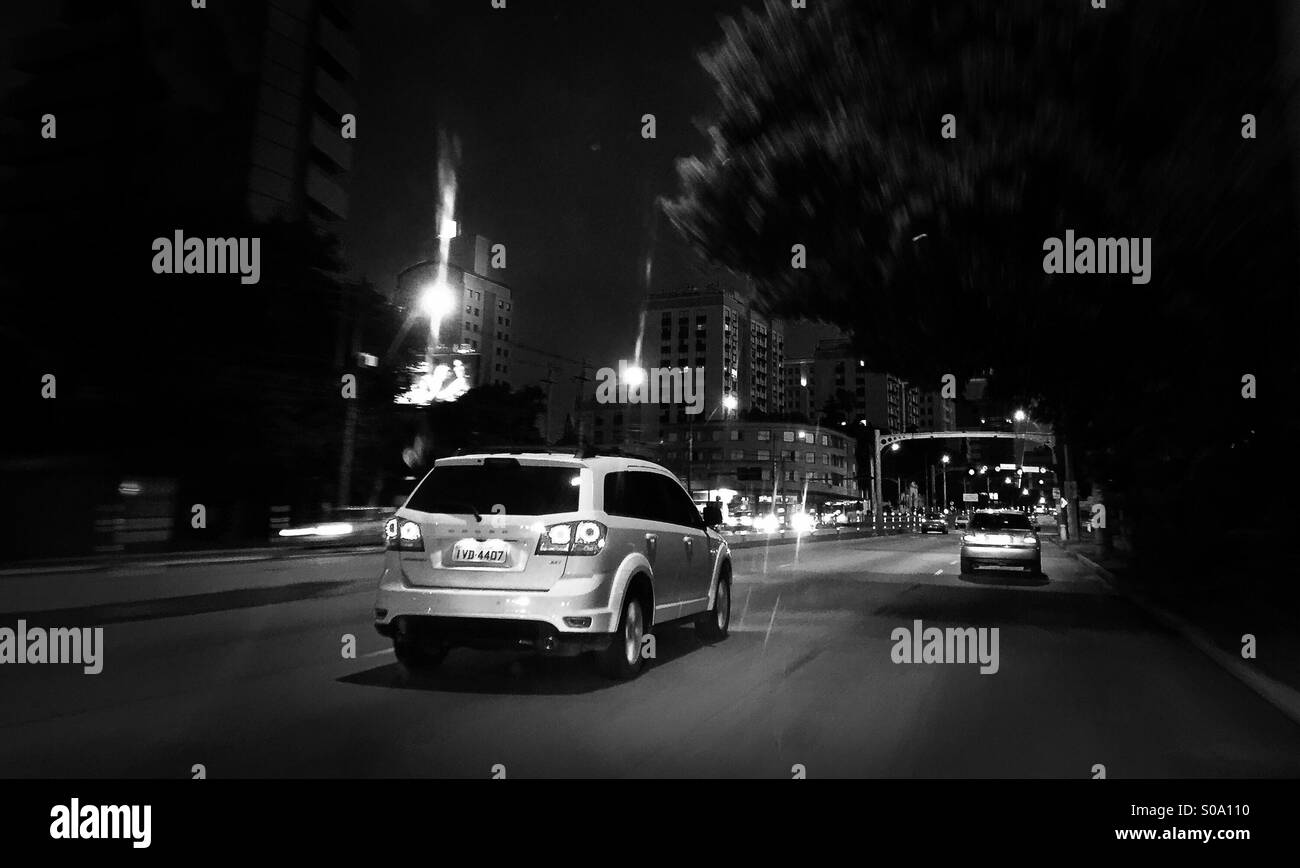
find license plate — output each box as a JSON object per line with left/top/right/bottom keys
{"left": 987, "top": 534, "right": 1012, "bottom": 545}
{"left": 450, "top": 541, "right": 509, "bottom": 566}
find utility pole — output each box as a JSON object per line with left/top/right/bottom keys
{"left": 336, "top": 285, "right": 362, "bottom": 507}
{"left": 687, "top": 414, "right": 693, "bottom": 495}
{"left": 540, "top": 362, "right": 555, "bottom": 444}
{"left": 1064, "top": 440, "right": 1081, "bottom": 542}
{"left": 572, "top": 358, "right": 589, "bottom": 445}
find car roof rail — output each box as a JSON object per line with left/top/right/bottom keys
{"left": 451, "top": 443, "right": 664, "bottom": 462}
{"left": 455, "top": 444, "right": 581, "bottom": 457}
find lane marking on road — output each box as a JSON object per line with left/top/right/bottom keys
{"left": 739, "top": 586, "right": 752, "bottom": 629}
{"left": 934, "top": 569, "right": 944, "bottom": 575}
{"left": 949, "top": 560, "right": 958, "bottom": 565}
{"left": 762, "top": 593, "right": 781, "bottom": 653}
{"left": 361, "top": 648, "right": 394, "bottom": 659}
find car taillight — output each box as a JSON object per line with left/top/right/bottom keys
{"left": 386, "top": 518, "right": 424, "bottom": 551}
{"left": 963, "top": 533, "right": 979, "bottom": 543}
{"left": 537, "top": 520, "right": 606, "bottom": 555}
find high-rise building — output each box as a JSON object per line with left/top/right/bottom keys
{"left": 247, "top": 0, "right": 360, "bottom": 227}
{"left": 779, "top": 338, "right": 930, "bottom": 434}
{"left": 395, "top": 232, "right": 514, "bottom": 390}
{"left": 589, "top": 284, "right": 785, "bottom": 442}
{"left": 1, "top": 0, "right": 360, "bottom": 234}
{"left": 919, "top": 391, "right": 956, "bottom": 432}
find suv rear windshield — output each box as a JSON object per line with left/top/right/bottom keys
{"left": 406, "top": 461, "right": 580, "bottom": 516}
{"left": 969, "top": 512, "right": 1032, "bottom": 531}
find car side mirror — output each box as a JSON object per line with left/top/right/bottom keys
{"left": 702, "top": 504, "right": 723, "bottom": 528}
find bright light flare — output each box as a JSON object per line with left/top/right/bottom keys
{"left": 420, "top": 282, "right": 456, "bottom": 318}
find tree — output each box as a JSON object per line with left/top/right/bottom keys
{"left": 663, "top": 0, "right": 1299, "bottom": 559}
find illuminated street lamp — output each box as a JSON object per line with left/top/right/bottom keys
{"left": 1014, "top": 409, "right": 1027, "bottom": 422}
{"left": 939, "top": 454, "right": 950, "bottom": 505}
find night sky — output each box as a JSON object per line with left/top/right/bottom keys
{"left": 341, "top": 0, "right": 832, "bottom": 375}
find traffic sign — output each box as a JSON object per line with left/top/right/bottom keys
{"left": 962, "top": 493, "right": 978, "bottom": 502}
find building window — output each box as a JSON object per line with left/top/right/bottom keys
{"left": 757, "top": 429, "right": 771, "bottom": 442}
{"left": 729, "top": 429, "right": 741, "bottom": 441}
{"left": 757, "top": 450, "right": 770, "bottom": 461}
{"left": 783, "top": 431, "right": 794, "bottom": 442}
{"left": 805, "top": 452, "right": 816, "bottom": 464}
{"left": 820, "top": 434, "right": 829, "bottom": 446}
{"left": 729, "top": 450, "right": 743, "bottom": 461}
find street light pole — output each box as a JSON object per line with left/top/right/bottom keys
{"left": 940, "top": 454, "right": 949, "bottom": 507}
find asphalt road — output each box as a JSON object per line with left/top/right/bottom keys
{"left": 2, "top": 533, "right": 1298, "bottom": 778}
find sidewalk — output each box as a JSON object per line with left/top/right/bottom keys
{"left": 1052, "top": 537, "right": 1300, "bottom": 727}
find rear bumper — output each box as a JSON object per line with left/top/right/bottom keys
{"left": 373, "top": 563, "right": 620, "bottom": 649}
{"left": 376, "top": 614, "right": 614, "bottom": 655}
{"left": 961, "top": 544, "right": 1040, "bottom": 566}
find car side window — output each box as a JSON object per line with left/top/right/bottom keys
{"left": 654, "top": 475, "right": 704, "bottom": 529}
{"left": 604, "top": 471, "right": 669, "bottom": 524}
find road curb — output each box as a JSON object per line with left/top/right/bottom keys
{"left": 1051, "top": 540, "right": 1300, "bottom": 730}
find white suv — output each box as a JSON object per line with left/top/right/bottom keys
{"left": 373, "top": 450, "right": 733, "bottom": 680}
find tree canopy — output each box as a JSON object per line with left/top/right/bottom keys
{"left": 663, "top": 0, "right": 1298, "bottom": 552}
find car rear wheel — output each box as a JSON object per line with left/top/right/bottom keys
{"left": 696, "top": 571, "right": 731, "bottom": 642}
{"left": 598, "top": 594, "right": 646, "bottom": 680}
